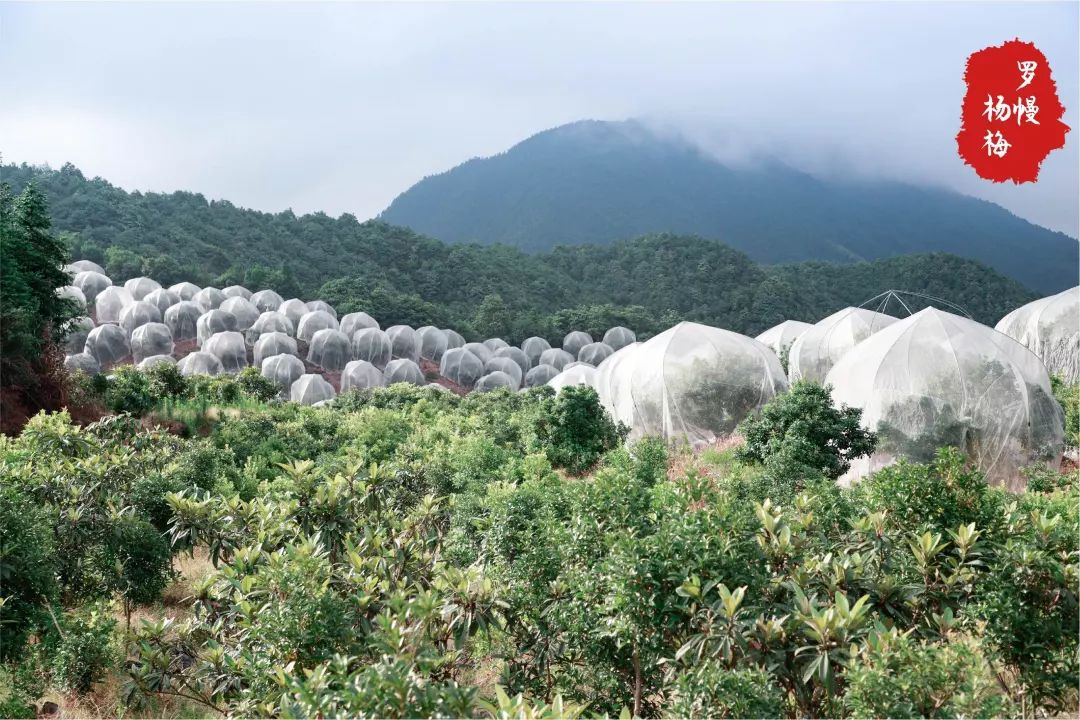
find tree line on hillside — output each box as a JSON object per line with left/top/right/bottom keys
{"left": 4, "top": 162, "right": 1037, "bottom": 345}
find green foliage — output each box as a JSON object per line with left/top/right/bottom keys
{"left": 532, "top": 385, "right": 627, "bottom": 474}
{"left": 737, "top": 381, "right": 877, "bottom": 481}
{"left": 668, "top": 662, "right": 784, "bottom": 719}
{"left": 0, "top": 484, "right": 58, "bottom": 660}
{"left": 42, "top": 602, "right": 118, "bottom": 693}
{"left": 104, "top": 365, "right": 155, "bottom": 415}
{"left": 1051, "top": 375, "right": 1079, "bottom": 447}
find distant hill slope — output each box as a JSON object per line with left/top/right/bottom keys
{"left": 380, "top": 120, "right": 1078, "bottom": 294}
{"left": 4, "top": 162, "right": 1036, "bottom": 339}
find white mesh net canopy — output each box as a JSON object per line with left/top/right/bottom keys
{"left": 193, "top": 287, "right": 226, "bottom": 312}
{"left": 120, "top": 301, "right": 163, "bottom": 337}
{"left": 601, "top": 322, "right": 788, "bottom": 446}
{"left": 418, "top": 326, "right": 448, "bottom": 361}
{"left": 95, "top": 286, "right": 135, "bottom": 324}
{"left": 84, "top": 324, "right": 131, "bottom": 367}
{"left": 521, "top": 337, "right": 552, "bottom": 367}
{"left": 540, "top": 348, "right": 574, "bottom": 371}
{"left": 144, "top": 288, "right": 179, "bottom": 314}
{"left": 384, "top": 358, "right": 425, "bottom": 386}
{"left": 203, "top": 331, "right": 249, "bottom": 373}
{"left": 124, "top": 277, "right": 161, "bottom": 301}
{"left": 73, "top": 271, "right": 112, "bottom": 304}
{"left": 440, "top": 348, "right": 484, "bottom": 389}
{"left": 342, "top": 360, "right": 385, "bottom": 391}
{"left": 197, "top": 310, "right": 238, "bottom": 346}
{"left": 308, "top": 329, "right": 351, "bottom": 372}
{"left": 476, "top": 371, "right": 516, "bottom": 392}
{"left": 131, "top": 323, "right": 175, "bottom": 363}
{"left": 254, "top": 333, "right": 299, "bottom": 367}
{"left": 562, "top": 331, "right": 592, "bottom": 358}
{"left": 995, "top": 286, "right": 1079, "bottom": 383}
{"left": 341, "top": 312, "right": 380, "bottom": 336}
{"left": 262, "top": 354, "right": 306, "bottom": 393}
{"left": 603, "top": 326, "right": 637, "bottom": 351}
{"left": 297, "top": 310, "right": 339, "bottom": 342}
{"left": 788, "top": 308, "right": 898, "bottom": 382}
{"left": 826, "top": 308, "right": 1065, "bottom": 491}
{"left": 177, "top": 351, "right": 224, "bottom": 377}
{"left": 220, "top": 297, "right": 261, "bottom": 332}
{"left": 351, "top": 328, "right": 392, "bottom": 369}
{"left": 755, "top": 320, "right": 813, "bottom": 357}
{"left": 251, "top": 289, "right": 285, "bottom": 313}
{"left": 548, "top": 363, "right": 598, "bottom": 393}
{"left": 291, "top": 374, "right": 336, "bottom": 405}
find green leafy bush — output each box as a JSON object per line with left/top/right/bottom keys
{"left": 668, "top": 662, "right": 784, "bottom": 719}
{"left": 0, "top": 484, "right": 57, "bottom": 660}
{"left": 533, "top": 385, "right": 626, "bottom": 474}
{"left": 104, "top": 365, "right": 154, "bottom": 415}
{"left": 43, "top": 602, "right": 118, "bottom": 693}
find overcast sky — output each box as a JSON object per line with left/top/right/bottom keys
{"left": 1, "top": 2, "right": 1077, "bottom": 237}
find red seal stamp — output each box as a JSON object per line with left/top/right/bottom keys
{"left": 956, "top": 39, "right": 1069, "bottom": 184}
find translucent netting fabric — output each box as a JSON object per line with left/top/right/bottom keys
{"left": 995, "top": 286, "right": 1079, "bottom": 383}
{"left": 95, "top": 286, "right": 135, "bottom": 324}
{"left": 177, "top": 351, "right": 224, "bottom": 377}
{"left": 754, "top": 320, "right": 814, "bottom": 357}
{"left": 193, "top": 287, "right": 226, "bottom": 313}
{"left": 476, "top": 371, "right": 516, "bottom": 392}
{"left": 144, "top": 289, "right": 179, "bottom": 314}
{"left": 203, "top": 331, "right": 249, "bottom": 373}
{"left": 297, "top": 311, "right": 339, "bottom": 342}
{"left": 384, "top": 358, "right": 425, "bottom": 386}
{"left": 494, "top": 346, "right": 530, "bottom": 377}
{"left": 603, "top": 326, "right": 637, "bottom": 351}
{"left": 261, "top": 354, "right": 306, "bottom": 393}
{"left": 120, "top": 301, "right": 163, "bottom": 337}
{"left": 131, "top": 323, "right": 175, "bottom": 363}
{"left": 548, "top": 364, "right": 599, "bottom": 393}
{"left": 578, "top": 342, "right": 614, "bottom": 366}
{"left": 254, "top": 332, "right": 299, "bottom": 367}
{"left": 137, "top": 355, "right": 176, "bottom": 370}
{"left": 440, "top": 348, "right": 484, "bottom": 389}
{"left": 124, "top": 277, "right": 162, "bottom": 301}
{"left": 197, "top": 310, "right": 238, "bottom": 346}
{"left": 250, "top": 289, "right": 285, "bottom": 313}
{"left": 602, "top": 323, "right": 788, "bottom": 447}
{"left": 444, "top": 329, "right": 466, "bottom": 349}
{"left": 351, "top": 328, "right": 392, "bottom": 369}
{"left": 525, "top": 364, "right": 559, "bottom": 387}
{"left": 249, "top": 311, "right": 295, "bottom": 339}
{"left": 64, "top": 316, "right": 95, "bottom": 354}
{"left": 222, "top": 285, "right": 252, "bottom": 300}
{"left": 73, "top": 271, "right": 112, "bottom": 304}
{"left": 826, "top": 308, "right": 1065, "bottom": 491}
{"left": 463, "top": 343, "right": 493, "bottom": 364}
{"left": 57, "top": 286, "right": 86, "bottom": 309}
{"left": 595, "top": 342, "right": 641, "bottom": 411}
{"left": 562, "top": 331, "right": 593, "bottom": 358}
{"left": 521, "top": 337, "right": 552, "bottom": 367}
{"left": 483, "top": 338, "right": 510, "bottom": 352}
{"left": 84, "top": 324, "right": 131, "bottom": 366}
{"left": 220, "top": 297, "right": 261, "bottom": 331}
{"left": 788, "top": 308, "right": 899, "bottom": 382}
{"left": 308, "top": 329, "right": 351, "bottom": 372}
{"left": 342, "top": 360, "right": 385, "bottom": 391}
{"left": 417, "top": 326, "right": 449, "bottom": 361}
{"left": 67, "top": 259, "right": 105, "bottom": 275}
{"left": 279, "top": 299, "right": 310, "bottom": 328}
{"left": 386, "top": 325, "right": 420, "bottom": 362}
{"left": 306, "top": 300, "right": 337, "bottom": 319}
{"left": 484, "top": 357, "right": 523, "bottom": 390}
{"left": 164, "top": 302, "right": 202, "bottom": 342}
{"left": 291, "top": 374, "right": 336, "bottom": 405}
{"left": 169, "top": 282, "right": 201, "bottom": 301}
{"left": 64, "top": 353, "right": 100, "bottom": 375}
{"left": 539, "top": 348, "right": 574, "bottom": 371}
{"left": 340, "top": 312, "right": 380, "bottom": 336}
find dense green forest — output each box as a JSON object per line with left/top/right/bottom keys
{"left": 380, "top": 120, "right": 1078, "bottom": 293}
{"left": 3, "top": 163, "right": 1039, "bottom": 342}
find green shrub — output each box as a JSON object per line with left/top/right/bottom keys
{"left": 534, "top": 385, "right": 626, "bottom": 474}
{"left": 737, "top": 381, "right": 876, "bottom": 480}
{"left": 144, "top": 361, "right": 190, "bottom": 400}
{"left": 0, "top": 484, "right": 57, "bottom": 660}
{"left": 44, "top": 602, "right": 118, "bottom": 693}
{"left": 1051, "top": 375, "right": 1078, "bottom": 447}
{"left": 104, "top": 365, "right": 154, "bottom": 415}
{"left": 668, "top": 662, "right": 784, "bottom": 719}
{"left": 115, "top": 517, "right": 172, "bottom": 614}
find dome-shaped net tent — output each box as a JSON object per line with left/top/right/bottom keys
{"left": 351, "top": 328, "right": 392, "bottom": 369}
{"left": 386, "top": 325, "right": 420, "bottom": 362}
{"left": 131, "top": 323, "right": 175, "bottom": 363}
{"left": 67, "top": 259, "right": 106, "bottom": 275}
{"left": 521, "top": 337, "right": 552, "bottom": 367}
{"left": 495, "top": 346, "right": 530, "bottom": 377}
{"left": 476, "top": 372, "right": 516, "bottom": 393}
{"left": 297, "top": 310, "right": 339, "bottom": 342}
{"left": 144, "top": 288, "right": 179, "bottom": 314}
{"left": 250, "top": 289, "right": 284, "bottom": 313}
{"left": 483, "top": 338, "right": 510, "bottom": 352}
{"left": 169, "top": 282, "right": 201, "bottom": 301}
{"left": 384, "top": 358, "right": 425, "bottom": 386}
{"left": 540, "top": 348, "right": 574, "bottom": 371}
{"left": 341, "top": 312, "right": 380, "bottom": 336}
{"left": 220, "top": 297, "right": 260, "bottom": 332}
{"left": 578, "top": 342, "right": 614, "bottom": 367}
{"left": 120, "top": 301, "right": 163, "bottom": 337}
{"left": 342, "top": 360, "right": 385, "bottom": 392}
{"left": 95, "top": 286, "right": 135, "bottom": 324}
{"left": 73, "top": 271, "right": 112, "bottom": 304}
{"left": 279, "top": 299, "right": 309, "bottom": 328}
{"left": 440, "top": 348, "right": 485, "bottom": 390}
{"left": 463, "top": 342, "right": 493, "bottom": 364}
{"left": 755, "top": 320, "right": 814, "bottom": 358}
{"left": 178, "top": 351, "right": 224, "bottom": 377}
{"left": 57, "top": 285, "right": 87, "bottom": 311}
{"left": 995, "top": 286, "right": 1079, "bottom": 383}
{"left": 484, "top": 357, "right": 522, "bottom": 390}
{"left": 525, "top": 364, "right": 559, "bottom": 387}
{"left": 193, "top": 287, "right": 226, "bottom": 312}
{"left": 65, "top": 353, "right": 100, "bottom": 375}
{"left": 562, "top": 331, "right": 593, "bottom": 358}
{"left": 595, "top": 342, "right": 641, "bottom": 412}
{"left": 603, "top": 327, "right": 637, "bottom": 351}
{"left": 291, "top": 374, "right": 336, "bottom": 405}
{"left": 261, "top": 354, "right": 306, "bottom": 394}
{"left": 605, "top": 322, "right": 788, "bottom": 447}
{"left": 197, "top": 310, "right": 238, "bottom": 346}
{"left": 124, "top": 277, "right": 162, "bottom": 301}
{"left": 138, "top": 355, "right": 177, "bottom": 370}
{"left": 548, "top": 363, "right": 598, "bottom": 393}
{"left": 308, "top": 329, "right": 351, "bottom": 371}
{"left": 418, "top": 326, "right": 449, "bottom": 361}
{"left": 222, "top": 285, "right": 252, "bottom": 300}
{"left": 84, "top": 324, "right": 131, "bottom": 367}
{"left": 248, "top": 311, "right": 294, "bottom": 341}
{"left": 788, "top": 308, "right": 898, "bottom": 382}
{"left": 254, "top": 332, "right": 299, "bottom": 366}
{"left": 306, "top": 300, "right": 337, "bottom": 319}
{"left": 64, "top": 316, "right": 95, "bottom": 354}
{"left": 165, "top": 302, "right": 202, "bottom": 341}
{"left": 444, "top": 329, "right": 465, "bottom": 349}
{"left": 826, "top": 308, "right": 1065, "bottom": 491}
{"left": 204, "top": 331, "right": 249, "bottom": 373}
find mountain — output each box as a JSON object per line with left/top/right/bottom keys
{"left": 4, "top": 162, "right": 1037, "bottom": 341}
{"left": 379, "top": 120, "right": 1078, "bottom": 294}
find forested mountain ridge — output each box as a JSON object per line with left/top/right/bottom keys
{"left": 3, "top": 162, "right": 1037, "bottom": 340}
{"left": 380, "top": 119, "right": 1078, "bottom": 294}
